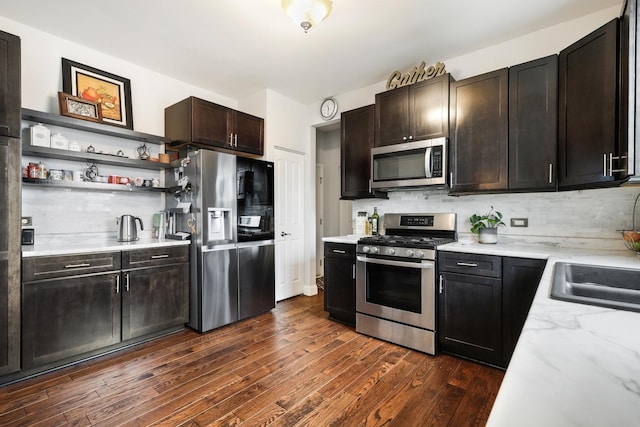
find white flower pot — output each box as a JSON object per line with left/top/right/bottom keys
{"left": 478, "top": 228, "right": 498, "bottom": 244}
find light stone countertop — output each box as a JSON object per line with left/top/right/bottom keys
{"left": 325, "top": 234, "right": 640, "bottom": 426}
{"left": 22, "top": 237, "right": 190, "bottom": 257}
{"left": 321, "top": 234, "right": 362, "bottom": 245}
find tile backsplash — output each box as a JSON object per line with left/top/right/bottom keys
{"left": 22, "top": 187, "right": 164, "bottom": 243}
{"left": 353, "top": 186, "right": 640, "bottom": 250}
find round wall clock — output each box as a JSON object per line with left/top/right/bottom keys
{"left": 320, "top": 97, "right": 338, "bottom": 120}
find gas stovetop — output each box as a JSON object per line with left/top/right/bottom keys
{"left": 356, "top": 213, "right": 457, "bottom": 260}
{"left": 357, "top": 234, "right": 454, "bottom": 249}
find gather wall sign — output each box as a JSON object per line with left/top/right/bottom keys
{"left": 386, "top": 61, "right": 447, "bottom": 90}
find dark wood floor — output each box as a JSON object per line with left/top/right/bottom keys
{"left": 0, "top": 292, "right": 504, "bottom": 426}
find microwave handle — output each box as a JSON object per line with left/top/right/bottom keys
{"left": 424, "top": 147, "right": 432, "bottom": 178}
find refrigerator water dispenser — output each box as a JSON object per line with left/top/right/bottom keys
{"left": 208, "top": 207, "right": 232, "bottom": 243}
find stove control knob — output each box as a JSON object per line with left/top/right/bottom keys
{"left": 415, "top": 251, "right": 425, "bottom": 258}
{"left": 406, "top": 249, "right": 414, "bottom": 257}
{"left": 370, "top": 246, "right": 379, "bottom": 254}
{"left": 362, "top": 246, "right": 370, "bottom": 253}
{"left": 386, "top": 248, "right": 395, "bottom": 255}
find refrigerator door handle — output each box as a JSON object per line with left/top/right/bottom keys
{"left": 237, "top": 240, "right": 276, "bottom": 249}
{"left": 202, "top": 243, "right": 238, "bottom": 252}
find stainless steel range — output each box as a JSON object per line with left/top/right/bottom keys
{"left": 356, "top": 213, "right": 457, "bottom": 354}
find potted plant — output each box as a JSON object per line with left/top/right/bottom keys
{"left": 470, "top": 206, "right": 506, "bottom": 244}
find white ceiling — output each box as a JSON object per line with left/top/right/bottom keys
{"left": 1, "top": 0, "right": 623, "bottom": 105}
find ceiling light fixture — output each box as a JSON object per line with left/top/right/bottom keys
{"left": 281, "top": 0, "right": 333, "bottom": 33}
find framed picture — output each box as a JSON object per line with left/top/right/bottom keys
{"left": 61, "top": 58, "right": 133, "bottom": 130}
{"left": 57, "top": 92, "right": 103, "bottom": 123}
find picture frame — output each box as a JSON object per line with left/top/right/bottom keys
{"left": 61, "top": 58, "right": 134, "bottom": 130}
{"left": 57, "top": 92, "right": 103, "bottom": 123}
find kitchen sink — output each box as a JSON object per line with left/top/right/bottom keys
{"left": 550, "top": 262, "right": 640, "bottom": 313}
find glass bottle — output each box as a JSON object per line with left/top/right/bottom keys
{"left": 371, "top": 207, "right": 379, "bottom": 235}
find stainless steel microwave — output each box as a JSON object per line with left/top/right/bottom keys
{"left": 371, "top": 137, "right": 447, "bottom": 190}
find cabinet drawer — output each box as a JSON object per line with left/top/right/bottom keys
{"left": 324, "top": 242, "right": 356, "bottom": 259}
{"left": 22, "top": 251, "right": 121, "bottom": 282}
{"left": 122, "top": 245, "right": 189, "bottom": 269}
{"left": 438, "top": 252, "right": 502, "bottom": 278}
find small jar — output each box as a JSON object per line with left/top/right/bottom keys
{"left": 37, "top": 161, "right": 47, "bottom": 179}
{"left": 30, "top": 123, "right": 50, "bottom": 147}
{"left": 50, "top": 133, "right": 69, "bottom": 150}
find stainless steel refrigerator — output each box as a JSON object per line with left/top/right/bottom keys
{"left": 167, "top": 149, "right": 274, "bottom": 333}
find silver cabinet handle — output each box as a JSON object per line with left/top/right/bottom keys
{"left": 352, "top": 264, "right": 356, "bottom": 280}
{"left": 234, "top": 134, "right": 238, "bottom": 148}
{"left": 456, "top": 262, "right": 478, "bottom": 267}
{"left": 125, "top": 273, "right": 130, "bottom": 292}
{"left": 402, "top": 136, "right": 408, "bottom": 141}
{"left": 116, "top": 274, "right": 120, "bottom": 293}
{"left": 439, "top": 275, "right": 444, "bottom": 294}
{"left": 65, "top": 263, "right": 90, "bottom": 268}
{"left": 368, "top": 179, "right": 372, "bottom": 193}
{"left": 548, "top": 163, "right": 553, "bottom": 184}
{"left": 151, "top": 254, "right": 169, "bottom": 259}
{"left": 332, "top": 249, "right": 346, "bottom": 254}
{"left": 229, "top": 132, "right": 234, "bottom": 147}
{"left": 603, "top": 153, "right": 608, "bottom": 177}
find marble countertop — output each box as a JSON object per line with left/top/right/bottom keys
{"left": 322, "top": 234, "right": 362, "bottom": 244}
{"left": 325, "top": 234, "right": 640, "bottom": 425}
{"left": 477, "top": 248, "right": 640, "bottom": 426}
{"left": 22, "top": 237, "right": 190, "bottom": 257}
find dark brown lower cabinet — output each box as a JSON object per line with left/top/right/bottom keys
{"left": 439, "top": 271, "right": 503, "bottom": 367}
{"left": 502, "top": 257, "right": 546, "bottom": 365}
{"left": 19, "top": 246, "right": 189, "bottom": 375}
{"left": 323, "top": 242, "right": 356, "bottom": 326}
{"left": 22, "top": 272, "right": 121, "bottom": 370}
{"left": 438, "top": 252, "right": 546, "bottom": 368}
{"left": 122, "top": 263, "right": 189, "bottom": 340}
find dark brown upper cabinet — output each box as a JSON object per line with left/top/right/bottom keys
{"left": 558, "top": 18, "right": 627, "bottom": 189}
{"left": 0, "top": 30, "right": 20, "bottom": 138}
{"left": 508, "top": 55, "right": 558, "bottom": 191}
{"left": 341, "top": 105, "right": 378, "bottom": 199}
{"left": 375, "top": 74, "right": 451, "bottom": 147}
{"left": 449, "top": 68, "right": 509, "bottom": 194}
{"left": 165, "top": 96, "right": 264, "bottom": 156}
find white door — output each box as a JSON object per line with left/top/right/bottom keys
{"left": 274, "top": 148, "right": 305, "bottom": 301}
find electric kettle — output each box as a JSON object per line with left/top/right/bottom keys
{"left": 117, "top": 214, "right": 144, "bottom": 242}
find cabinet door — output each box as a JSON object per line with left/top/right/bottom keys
{"left": 324, "top": 253, "right": 356, "bottom": 326}
{"left": 558, "top": 19, "right": 620, "bottom": 189}
{"left": 502, "top": 257, "right": 546, "bottom": 366}
{"left": 410, "top": 74, "right": 450, "bottom": 140}
{"left": 0, "top": 138, "right": 20, "bottom": 376}
{"left": 22, "top": 273, "right": 121, "bottom": 369}
{"left": 450, "top": 68, "right": 509, "bottom": 193}
{"left": 375, "top": 86, "right": 410, "bottom": 146}
{"left": 439, "top": 272, "right": 502, "bottom": 366}
{"left": 192, "top": 98, "right": 233, "bottom": 148}
{"left": 341, "top": 105, "right": 375, "bottom": 199}
{"left": 122, "top": 263, "right": 189, "bottom": 340}
{"left": 509, "top": 55, "right": 558, "bottom": 191}
{"left": 233, "top": 111, "right": 264, "bottom": 155}
{"left": 0, "top": 31, "right": 20, "bottom": 138}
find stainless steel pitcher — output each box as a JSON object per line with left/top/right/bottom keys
{"left": 117, "top": 214, "right": 144, "bottom": 242}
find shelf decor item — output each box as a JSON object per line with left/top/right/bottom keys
{"left": 621, "top": 193, "right": 640, "bottom": 255}
{"left": 470, "top": 206, "right": 506, "bottom": 244}
{"left": 62, "top": 58, "right": 133, "bottom": 130}
{"left": 57, "top": 92, "right": 102, "bottom": 123}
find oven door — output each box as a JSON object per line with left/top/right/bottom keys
{"left": 356, "top": 255, "right": 435, "bottom": 330}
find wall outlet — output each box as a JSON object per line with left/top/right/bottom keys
{"left": 510, "top": 218, "right": 528, "bottom": 227}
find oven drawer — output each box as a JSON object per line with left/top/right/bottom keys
{"left": 324, "top": 242, "right": 356, "bottom": 259}
{"left": 438, "top": 252, "right": 502, "bottom": 278}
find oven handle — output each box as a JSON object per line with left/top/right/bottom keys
{"left": 357, "top": 255, "right": 434, "bottom": 269}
